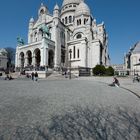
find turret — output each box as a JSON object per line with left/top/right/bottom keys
{"left": 38, "top": 3, "right": 48, "bottom": 23}
{"left": 53, "top": 4, "right": 59, "bottom": 19}
{"left": 29, "top": 17, "right": 34, "bottom": 30}
{"left": 53, "top": 4, "right": 60, "bottom": 26}
{"left": 28, "top": 17, "right": 34, "bottom": 43}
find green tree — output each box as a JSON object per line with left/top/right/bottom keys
{"left": 5, "top": 47, "right": 16, "bottom": 69}
{"left": 92, "top": 65, "right": 106, "bottom": 76}
{"left": 105, "top": 66, "right": 114, "bottom": 76}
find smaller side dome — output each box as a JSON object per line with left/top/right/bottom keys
{"left": 54, "top": 4, "right": 59, "bottom": 10}
{"left": 29, "top": 17, "right": 34, "bottom": 23}
{"left": 38, "top": 3, "right": 49, "bottom": 16}
{"left": 75, "top": 1, "right": 90, "bottom": 17}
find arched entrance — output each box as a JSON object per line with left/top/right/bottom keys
{"left": 34, "top": 48, "right": 41, "bottom": 68}
{"left": 26, "top": 50, "right": 32, "bottom": 66}
{"left": 19, "top": 52, "right": 24, "bottom": 68}
{"left": 48, "top": 50, "right": 54, "bottom": 68}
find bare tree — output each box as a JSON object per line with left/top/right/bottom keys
{"left": 1, "top": 106, "right": 140, "bottom": 140}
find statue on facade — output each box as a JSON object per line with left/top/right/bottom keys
{"left": 39, "top": 25, "right": 51, "bottom": 38}
{"left": 17, "top": 37, "right": 24, "bottom": 46}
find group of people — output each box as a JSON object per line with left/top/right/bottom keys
{"left": 5, "top": 75, "right": 13, "bottom": 80}
{"left": 26, "top": 72, "right": 38, "bottom": 82}
{"left": 31, "top": 72, "right": 38, "bottom": 81}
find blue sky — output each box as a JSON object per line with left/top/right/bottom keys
{"left": 0, "top": 0, "right": 140, "bottom": 64}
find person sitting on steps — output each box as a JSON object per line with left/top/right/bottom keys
{"left": 109, "top": 76, "right": 120, "bottom": 87}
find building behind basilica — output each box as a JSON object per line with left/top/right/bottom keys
{"left": 125, "top": 41, "right": 140, "bottom": 75}
{"left": 15, "top": 0, "right": 110, "bottom": 77}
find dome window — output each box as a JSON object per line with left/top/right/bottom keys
{"left": 77, "top": 34, "right": 82, "bottom": 39}
{"left": 65, "top": 17, "right": 68, "bottom": 24}
{"left": 79, "top": 19, "right": 81, "bottom": 25}
{"left": 77, "top": 19, "right": 81, "bottom": 26}
{"left": 84, "top": 18, "right": 88, "bottom": 24}
{"left": 69, "top": 16, "right": 72, "bottom": 23}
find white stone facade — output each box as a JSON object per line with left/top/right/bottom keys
{"left": 15, "top": 0, "right": 110, "bottom": 73}
{"left": 125, "top": 41, "right": 140, "bottom": 75}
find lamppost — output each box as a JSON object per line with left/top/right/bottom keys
{"left": 69, "top": 49, "right": 72, "bottom": 79}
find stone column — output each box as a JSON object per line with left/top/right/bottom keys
{"left": 44, "top": 48, "right": 48, "bottom": 66}
{"left": 40, "top": 37, "right": 46, "bottom": 66}
{"left": 81, "top": 40, "right": 87, "bottom": 67}
{"left": 24, "top": 57, "right": 28, "bottom": 67}
{"left": 18, "top": 58, "right": 21, "bottom": 67}
{"left": 15, "top": 52, "right": 18, "bottom": 68}
{"left": 32, "top": 55, "right": 36, "bottom": 69}
{"left": 40, "top": 47, "right": 44, "bottom": 66}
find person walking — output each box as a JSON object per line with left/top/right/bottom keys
{"left": 64, "top": 70, "right": 67, "bottom": 78}
{"left": 31, "top": 72, "right": 34, "bottom": 81}
{"left": 34, "top": 72, "right": 38, "bottom": 82}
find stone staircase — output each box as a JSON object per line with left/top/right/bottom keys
{"left": 46, "top": 71, "right": 78, "bottom": 80}
{"left": 46, "top": 71, "right": 66, "bottom": 80}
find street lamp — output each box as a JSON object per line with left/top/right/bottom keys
{"left": 69, "top": 49, "right": 72, "bottom": 79}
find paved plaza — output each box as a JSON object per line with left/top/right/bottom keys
{"left": 0, "top": 76, "right": 140, "bottom": 139}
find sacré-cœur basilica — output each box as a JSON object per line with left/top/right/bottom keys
{"left": 15, "top": 0, "right": 110, "bottom": 77}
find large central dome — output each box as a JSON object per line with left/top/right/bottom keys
{"left": 75, "top": 1, "right": 90, "bottom": 16}
{"left": 62, "top": 0, "right": 82, "bottom": 7}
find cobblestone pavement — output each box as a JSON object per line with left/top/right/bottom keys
{"left": 77, "top": 76, "right": 140, "bottom": 98}
{"left": 0, "top": 77, "right": 140, "bottom": 137}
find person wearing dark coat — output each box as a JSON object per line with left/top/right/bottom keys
{"left": 34, "top": 72, "right": 38, "bottom": 81}
{"left": 31, "top": 72, "right": 34, "bottom": 81}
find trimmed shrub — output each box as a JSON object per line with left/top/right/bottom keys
{"left": 105, "top": 66, "right": 114, "bottom": 76}
{"left": 92, "top": 65, "right": 106, "bottom": 76}
{"left": 92, "top": 65, "right": 114, "bottom": 76}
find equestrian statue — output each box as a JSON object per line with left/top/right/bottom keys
{"left": 17, "top": 37, "right": 24, "bottom": 46}
{"left": 39, "top": 24, "right": 51, "bottom": 39}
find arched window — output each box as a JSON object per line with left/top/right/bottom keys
{"left": 65, "top": 17, "right": 67, "bottom": 24}
{"left": 77, "top": 49, "right": 80, "bottom": 58}
{"left": 84, "top": 18, "right": 87, "bottom": 24}
{"left": 69, "top": 16, "right": 72, "bottom": 23}
{"left": 77, "top": 34, "right": 82, "bottom": 39}
{"left": 40, "top": 9, "right": 44, "bottom": 15}
{"left": 79, "top": 19, "right": 81, "bottom": 25}
{"left": 73, "top": 46, "right": 75, "bottom": 58}
{"left": 69, "top": 49, "right": 72, "bottom": 59}
{"left": 62, "top": 18, "right": 64, "bottom": 23}
{"left": 77, "top": 20, "right": 79, "bottom": 25}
